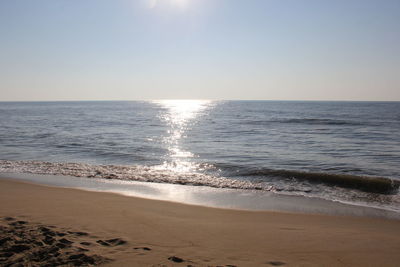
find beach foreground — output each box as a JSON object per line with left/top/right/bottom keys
{"left": 1, "top": 179, "right": 400, "bottom": 266}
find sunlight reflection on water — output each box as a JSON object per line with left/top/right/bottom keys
{"left": 152, "top": 100, "right": 213, "bottom": 173}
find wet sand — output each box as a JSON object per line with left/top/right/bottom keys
{"left": 1, "top": 178, "right": 400, "bottom": 266}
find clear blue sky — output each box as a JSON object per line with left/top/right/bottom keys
{"left": 1, "top": 0, "right": 399, "bottom": 101}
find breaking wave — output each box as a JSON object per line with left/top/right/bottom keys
{"left": 233, "top": 168, "right": 399, "bottom": 194}
{"left": 0, "top": 160, "right": 398, "bottom": 195}
{"left": 0, "top": 160, "right": 271, "bottom": 191}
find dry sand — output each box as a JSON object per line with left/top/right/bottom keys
{"left": 0, "top": 178, "right": 399, "bottom": 267}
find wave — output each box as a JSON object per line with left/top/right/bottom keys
{"left": 245, "top": 118, "right": 368, "bottom": 126}
{"left": 55, "top": 143, "right": 84, "bottom": 148}
{"left": 277, "top": 118, "right": 362, "bottom": 126}
{"left": 0, "top": 160, "right": 271, "bottom": 191}
{"left": 234, "top": 168, "right": 399, "bottom": 194}
{"left": 0, "top": 160, "right": 398, "bottom": 195}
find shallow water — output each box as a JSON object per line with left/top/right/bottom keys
{"left": 0, "top": 100, "right": 399, "bottom": 212}
{"left": 2, "top": 173, "right": 399, "bottom": 220}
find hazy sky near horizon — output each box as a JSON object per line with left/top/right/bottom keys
{"left": 1, "top": 0, "right": 399, "bottom": 101}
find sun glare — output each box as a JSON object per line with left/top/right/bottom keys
{"left": 153, "top": 100, "right": 212, "bottom": 173}
{"left": 172, "top": 0, "right": 188, "bottom": 8}
{"left": 148, "top": 0, "right": 189, "bottom": 9}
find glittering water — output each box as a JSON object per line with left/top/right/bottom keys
{"left": 0, "top": 100, "right": 399, "bottom": 211}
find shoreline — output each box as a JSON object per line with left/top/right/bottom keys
{"left": 1, "top": 172, "right": 400, "bottom": 220}
{"left": 1, "top": 178, "right": 400, "bottom": 266}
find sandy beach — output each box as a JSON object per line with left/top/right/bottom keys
{"left": 1, "top": 178, "right": 400, "bottom": 267}
{"left": 2, "top": 0, "right": 400, "bottom": 265}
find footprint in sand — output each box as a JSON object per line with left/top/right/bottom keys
{"left": 0, "top": 217, "right": 111, "bottom": 266}
{"left": 168, "top": 256, "right": 184, "bottom": 263}
{"left": 134, "top": 247, "right": 152, "bottom": 251}
{"left": 267, "top": 261, "right": 286, "bottom": 266}
{"left": 96, "top": 238, "right": 127, "bottom": 247}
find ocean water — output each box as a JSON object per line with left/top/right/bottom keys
{"left": 0, "top": 100, "right": 399, "bottom": 212}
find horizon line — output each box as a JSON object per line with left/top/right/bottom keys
{"left": 0, "top": 99, "right": 400, "bottom": 103}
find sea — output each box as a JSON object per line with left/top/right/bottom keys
{"left": 0, "top": 100, "right": 399, "bottom": 213}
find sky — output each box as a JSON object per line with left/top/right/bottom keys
{"left": 0, "top": 0, "right": 399, "bottom": 101}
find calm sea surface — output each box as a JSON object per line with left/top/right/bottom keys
{"left": 0, "top": 101, "right": 399, "bottom": 211}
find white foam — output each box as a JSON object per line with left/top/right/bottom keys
{"left": 0, "top": 160, "right": 271, "bottom": 191}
